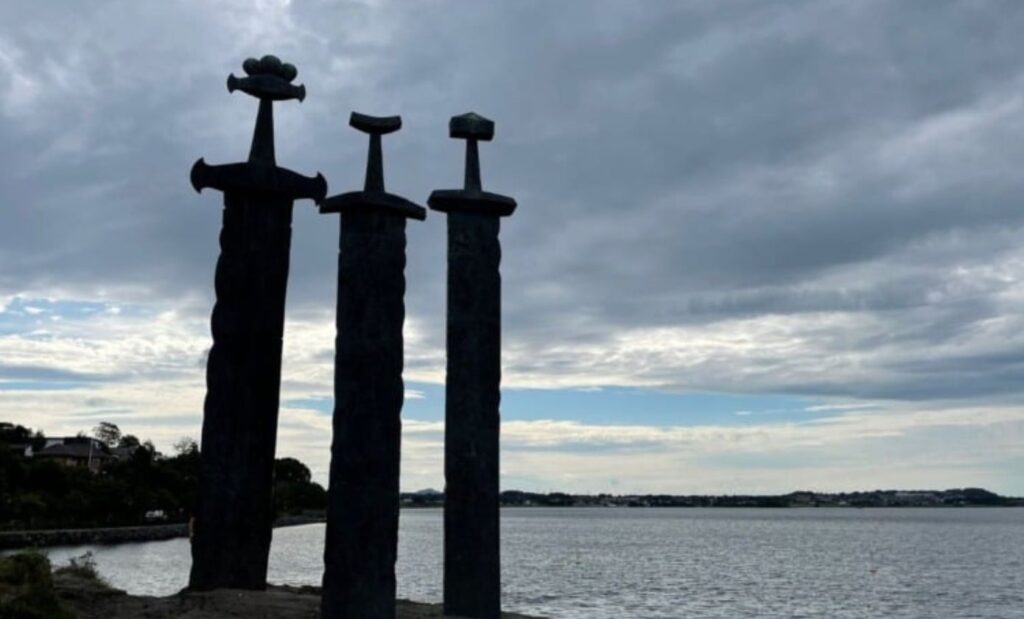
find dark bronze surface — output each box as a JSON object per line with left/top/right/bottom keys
{"left": 189, "top": 55, "right": 323, "bottom": 592}
{"left": 429, "top": 112, "right": 516, "bottom": 619}
{"left": 321, "top": 112, "right": 424, "bottom": 619}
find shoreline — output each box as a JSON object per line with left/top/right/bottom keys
{"left": 22, "top": 559, "right": 546, "bottom": 619}
{"left": 0, "top": 514, "right": 325, "bottom": 551}
{"left": 5, "top": 503, "right": 1020, "bottom": 550}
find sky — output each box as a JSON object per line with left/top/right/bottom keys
{"left": 2, "top": 0, "right": 1023, "bottom": 494}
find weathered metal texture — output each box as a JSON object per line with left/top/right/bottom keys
{"left": 321, "top": 112, "right": 425, "bottom": 619}
{"left": 189, "top": 187, "right": 293, "bottom": 591}
{"left": 428, "top": 112, "right": 516, "bottom": 619}
{"left": 188, "top": 56, "right": 325, "bottom": 592}
{"left": 442, "top": 210, "right": 502, "bottom": 619}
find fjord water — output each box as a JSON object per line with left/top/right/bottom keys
{"left": 44, "top": 507, "right": 1023, "bottom": 618}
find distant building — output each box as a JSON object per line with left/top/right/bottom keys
{"left": 110, "top": 445, "right": 140, "bottom": 461}
{"left": 36, "top": 437, "right": 112, "bottom": 473}
{"left": 5, "top": 443, "right": 33, "bottom": 458}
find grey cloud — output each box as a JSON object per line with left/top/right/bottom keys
{"left": 3, "top": 1, "right": 1024, "bottom": 404}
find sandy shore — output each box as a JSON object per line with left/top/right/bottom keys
{"left": 54, "top": 570, "right": 544, "bottom": 619}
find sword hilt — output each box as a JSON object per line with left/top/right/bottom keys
{"left": 319, "top": 112, "right": 425, "bottom": 220}
{"left": 189, "top": 55, "right": 325, "bottom": 205}
{"left": 448, "top": 112, "right": 494, "bottom": 192}
{"left": 349, "top": 112, "right": 402, "bottom": 192}
{"left": 428, "top": 112, "right": 516, "bottom": 217}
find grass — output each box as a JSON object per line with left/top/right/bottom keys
{"left": 53, "top": 551, "right": 106, "bottom": 584}
{"left": 0, "top": 550, "right": 73, "bottom": 619}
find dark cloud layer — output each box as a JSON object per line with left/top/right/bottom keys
{"left": 3, "top": 0, "right": 1024, "bottom": 403}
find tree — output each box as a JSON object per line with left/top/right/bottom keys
{"left": 0, "top": 423, "right": 33, "bottom": 444}
{"left": 173, "top": 437, "right": 198, "bottom": 456}
{"left": 92, "top": 422, "right": 121, "bottom": 447}
{"left": 272, "top": 458, "right": 325, "bottom": 515}
{"left": 117, "top": 434, "right": 141, "bottom": 449}
{"left": 0, "top": 424, "right": 46, "bottom": 451}
{"left": 274, "top": 457, "right": 311, "bottom": 484}
{"left": 1, "top": 420, "right": 328, "bottom": 529}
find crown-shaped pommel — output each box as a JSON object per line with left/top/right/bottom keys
{"left": 226, "top": 55, "right": 306, "bottom": 102}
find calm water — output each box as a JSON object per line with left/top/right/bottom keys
{"left": 42, "top": 508, "right": 1024, "bottom": 618}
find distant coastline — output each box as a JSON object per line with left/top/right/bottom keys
{"left": 405, "top": 487, "right": 1024, "bottom": 508}
{"left": 3, "top": 488, "right": 1019, "bottom": 550}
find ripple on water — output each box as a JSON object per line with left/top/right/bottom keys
{"left": 42, "top": 507, "right": 1024, "bottom": 618}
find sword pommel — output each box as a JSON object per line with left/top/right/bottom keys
{"left": 227, "top": 55, "right": 305, "bottom": 102}
{"left": 350, "top": 112, "right": 402, "bottom": 135}
{"left": 446, "top": 112, "right": 496, "bottom": 191}
{"left": 450, "top": 112, "right": 494, "bottom": 141}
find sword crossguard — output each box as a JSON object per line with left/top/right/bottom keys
{"left": 191, "top": 158, "right": 327, "bottom": 204}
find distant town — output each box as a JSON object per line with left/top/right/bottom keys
{"left": 4, "top": 421, "right": 1021, "bottom": 535}
{"left": 402, "top": 487, "right": 1024, "bottom": 508}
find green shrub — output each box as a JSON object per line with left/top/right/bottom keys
{"left": 53, "top": 551, "right": 106, "bottom": 584}
{"left": 0, "top": 551, "right": 72, "bottom": 619}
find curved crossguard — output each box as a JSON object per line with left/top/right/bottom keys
{"left": 319, "top": 112, "right": 425, "bottom": 220}
{"left": 428, "top": 112, "right": 515, "bottom": 217}
{"left": 190, "top": 55, "right": 326, "bottom": 204}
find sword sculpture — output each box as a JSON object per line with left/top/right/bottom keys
{"left": 320, "top": 112, "right": 425, "bottom": 618}
{"left": 188, "top": 55, "right": 326, "bottom": 591}
{"left": 429, "top": 112, "right": 517, "bottom": 619}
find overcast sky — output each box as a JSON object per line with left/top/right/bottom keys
{"left": 2, "top": 0, "right": 1023, "bottom": 494}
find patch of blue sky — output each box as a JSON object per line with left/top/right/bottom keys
{"left": 282, "top": 395, "right": 333, "bottom": 414}
{"left": 288, "top": 381, "right": 844, "bottom": 428}
{"left": 0, "top": 297, "right": 150, "bottom": 334}
{"left": 284, "top": 385, "right": 445, "bottom": 419}
{"left": 498, "top": 387, "right": 822, "bottom": 427}
{"left": 2, "top": 297, "right": 109, "bottom": 316}
{"left": 508, "top": 440, "right": 670, "bottom": 454}
{"left": 0, "top": 380, "right": 89, "bottom": 391}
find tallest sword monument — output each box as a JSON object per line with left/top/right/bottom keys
{"left": 188, "top": 55, "right": 326, "bottom": 591}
